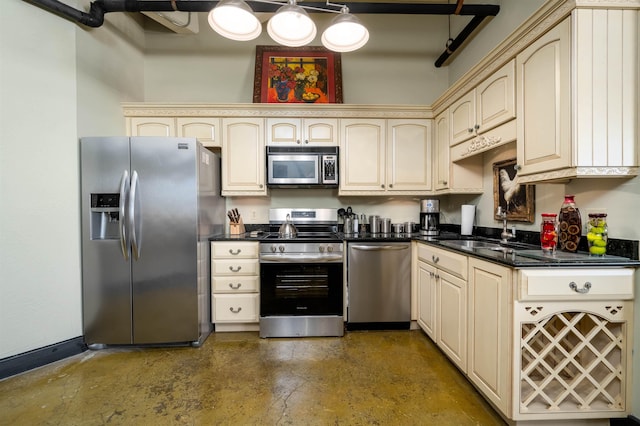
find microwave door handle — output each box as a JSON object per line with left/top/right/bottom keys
{"left": 119, "top": 170, "right": 130, "bottom": 261}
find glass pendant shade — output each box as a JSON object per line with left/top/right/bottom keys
{"left": 208, "top": 0, "right": 262, "bottom": 41}
{"left": 267, "top": 3, "right": 317, "bottom": 47}
{"left": 322, "top": 12, "right": 369, "bottom": 52}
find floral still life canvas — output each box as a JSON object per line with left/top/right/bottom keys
{"left": 253, "top": 46, "right": 343, "bottom": 104}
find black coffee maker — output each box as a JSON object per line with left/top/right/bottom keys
{"left": 420, "top": 199, "right": 440, "bottom": 236}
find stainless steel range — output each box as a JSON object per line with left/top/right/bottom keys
{"left": 259, "top": 208, "right": 344, "bottom": 338}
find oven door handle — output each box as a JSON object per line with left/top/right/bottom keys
{"left": 260, "top": 254, "right": 343, "bottom": 263}
{"left": 351, "top": 245, "right": 408, "bottom": 251}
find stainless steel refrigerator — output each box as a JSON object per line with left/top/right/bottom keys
{"left": 80, "top": 136, "right": 223, "bottom": 348}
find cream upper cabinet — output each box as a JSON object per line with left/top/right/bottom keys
{"left": 386, "top": 119, "right": 432, "bottom": 192}
{"left": 433, "top": 109, "right": 484, "bottom": 194}
{"left": 129, "top": 117, "right": 176, "bottom": 137}
{"left": 266, "top": 118, "right": 338, "bottom": 146}
{"left": 434, "top": 110, "right": 450, "bottom": 191}
{"left": 177, "top": 117, "right": 221, "bottom": 148}
{"left": 221, "top": 118, "right": 267, "bottom": 196}
{"left": 339, "top": 119, "right": 386, "bottom": 192}
{"left": 128, "top": 117, "right": 221, "bottom": 148}
{"left": 450, "top": 60, "right": 516, "bottom": 148}
{"left": 517, "top": 11, "right": 639, "bottom": 182}
{"left": 467, "top": 258, "right": 513, "bottom": 417}
{"left": 339, "top": 119, "right": 432, "bottom": 195}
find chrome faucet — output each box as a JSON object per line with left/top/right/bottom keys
{"left": 496, "top": 206, "right": 515, "bottom": 243}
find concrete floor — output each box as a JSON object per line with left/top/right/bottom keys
{"left": 0, "top": 330, "right": 505, "bottom": 425}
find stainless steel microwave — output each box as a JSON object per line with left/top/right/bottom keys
{"left": 266, "top": 146, "right": 338, "bottom": 188}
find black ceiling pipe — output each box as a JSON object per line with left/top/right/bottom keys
{"left": 23, "top": 0, "right": 105, "bottom": 27}
{"left": 23, "top": 0, "right": 499, "bottom": 67}
{"left": 435, "top": 14, "right": 492, "bottom": 68}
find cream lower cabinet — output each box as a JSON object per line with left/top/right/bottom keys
{"left": 467, "top": 258, "right": 513, "bottom": 417}
{"left": 211, "top": 242, "right": 260, "bottom": 332}
{"left": 516, "top": 11, "right": 639, "bottom": 183}
{"left": 221, "top": 118, "right": 267, "bottom": 196}
{"left": 339, "top": 119, "right": 432, "bottom": 195}
{"left": 513, "top": 268, "right": 635, "bottom": 422}
{"left": 416, "top": 243, "right": 468, "bottom": 371}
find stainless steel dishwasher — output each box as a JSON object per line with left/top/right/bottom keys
{"left": 347, "top": 242, "right": 411, "bottom": 329}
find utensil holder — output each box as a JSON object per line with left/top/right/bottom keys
{"left": 230, "top": 219, "right": 246, "bottom": 235}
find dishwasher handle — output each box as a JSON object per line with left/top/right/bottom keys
{"left": 351, "top": 245, "right": 409, "bottom": 251}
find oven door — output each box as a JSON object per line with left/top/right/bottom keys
{"left": 267, "top": 154, "right": 319, "bottom": 185}
{"left": 260, "top": 262, "right": 343, "bottom": 316}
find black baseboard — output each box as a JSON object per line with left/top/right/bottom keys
{"left": 611, "top": 416, "right": 640, "bottom": 426}
{"left": 0, "top": 337, "right": 87, "bottom": 380}
{"left": 346, "top": 321, "right": 411, "bottom": 331}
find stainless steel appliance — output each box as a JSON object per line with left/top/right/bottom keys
{"left": 347, "top": 242, "right": 411, "bottom": 329}
{"left": 259, "top": 208, "right": 344, "bottom": 337}
{"left": 80, "top": 137, "right": 224, "bottom": 348}
{"left": 420, "top": 199, "right": 440, "bottom": 236}
{"left": 266, "top": 146, "right": 338, "bottom": 188}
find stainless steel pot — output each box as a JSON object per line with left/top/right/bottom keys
{"left": 343, "top": 217, "right": 355, "bottom": 234}
{"left": 278, "top": 214, "right": 298, "bottom": 238}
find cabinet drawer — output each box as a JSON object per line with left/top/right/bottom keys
{"left": 518, "top": 268, "right": 634, "bottom": 301}
{"left": 212, "top": 275, "right": 259, "bottom": 293}
{"left": 417, "top": 243, "right": 467, "bottom": 280}
{"left": 213, "top": 294, "right": 259, "bottom": 323}
{"left": 211, "top": 242, "right": 259, "bottom": 259}
{"left": 212, "top": 259, "right": 259, "bottom": 276}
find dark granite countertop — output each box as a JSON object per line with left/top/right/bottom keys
{"left": 210, "top": 225, "right": 640, "bottom": 268}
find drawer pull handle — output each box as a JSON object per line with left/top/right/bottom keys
{"left": 569, "top": 281, "right": 592, "bottom": 294}
{"left": 229, "top": 283, "right": 242, "bottom": 290}
{"left": 432, "top": 255, "right": 439, "bottom": 263}
{"left": 229, "top": 307, "right": 242, "bottom": 314}
{"left": 229, "top": 249, "right": 242, "bottom": 255}
{"left": 229, "top": 266, "right": 242, "bottom": 272}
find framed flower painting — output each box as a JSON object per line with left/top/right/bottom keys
{"left": 253, "top": 45, "right": 343, "bottom": 104}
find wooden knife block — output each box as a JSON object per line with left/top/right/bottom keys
{"left": 230, "top": 219, "right": 246, "bottom": 235}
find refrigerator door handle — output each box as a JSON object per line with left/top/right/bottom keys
{"left": 119, "top": 170, "right": 130, "bottom": 261}
{"left": 129, "top": 170, "right": 142, "bottom": 260}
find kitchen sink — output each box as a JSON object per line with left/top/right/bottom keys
{"left": 439, "top": 239, "right": 515, "bottom": 253}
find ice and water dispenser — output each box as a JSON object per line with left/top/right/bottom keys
{"left": 90, "top": 193, "right": 120, "bottom": 240}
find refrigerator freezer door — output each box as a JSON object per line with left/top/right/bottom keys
{"left": 81, "top": 137, "right": 134, "bottom": 345}
{"left": 130, "top": 137, "right": 200, "bottom": 344}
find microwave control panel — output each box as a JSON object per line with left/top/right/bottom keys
{"left": 322, "top": 155, "right": 338, "bottom": 185}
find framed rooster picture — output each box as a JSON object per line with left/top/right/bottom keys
{"left": 493, "top": 158, "right": 535, "bottom": 223}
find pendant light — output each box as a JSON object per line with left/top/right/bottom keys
{"left": 267, "top": 0, "right": 317, "bottom": 47}
{"left": 322, "top": 7, "right": 369, "bottom": 52}
{"left": 208, "top": 0, "right": 262, "bottom": 41}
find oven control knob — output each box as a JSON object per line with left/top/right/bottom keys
{"left": 319, "top": 246, "right": 325, "bottom": 253}
{"left": 279, "top": 245, "right": 285, "bottom": 253}
{"left": 327, "top": 245, "right": 334, "bottom": 253}
{"left": 270, "top": 245, "right": 277, "bottom": 253}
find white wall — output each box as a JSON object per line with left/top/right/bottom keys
{"left": 143, "top": 13, "right": 450, "bottom": 105}
{"left": 0, "top": 1, "right": 144, "bottom": 359}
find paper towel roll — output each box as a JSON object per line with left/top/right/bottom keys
{"left": 461, "top": 205, "right": 476, "bottom": 235}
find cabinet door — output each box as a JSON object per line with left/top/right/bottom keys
{"left": 339, "top": 119, "right": 386, "bottom": 192}
{"left": 476, "top": 60, "right": 516, "bottom": 133}
{"left": 266, "top": 118, "right": 301, "bottom": 145}
{"left": 468, "top": 258, "right": 512, "bottom": 416}
{"left": 305, "top": 118, "right": 338, "bottom": 145}
{"left": 450, "top": 91, "right": 476, "bottom": 146}
{"left": 437, "top": 269, "right": 467, "bottom": 372}
{"left": 387, "top": 119, "right": 432, "bottom": 191}
{"left": 221, "top": 118, "right": 266, "bottom": 196}
{"left": 516, "top": 18, "right": 571, "bottom": 176}
{"left": 129, "top": 117, "right": 176, "bottom": 137}
{"left": 177, "top": 118, "right": 221, "bottom": 148}
{"left": 434, "top": 110, "right": 450, "bottom": 191}
{"left": 417, "top": 260, "right": 437, "bottom": 340}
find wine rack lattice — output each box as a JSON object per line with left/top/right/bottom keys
{"left": 520, "top": 310, "right": 626, "bottom": 414}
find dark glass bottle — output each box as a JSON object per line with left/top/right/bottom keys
{"left": 558, "top": 195, "right": 581, "bottom": 252}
